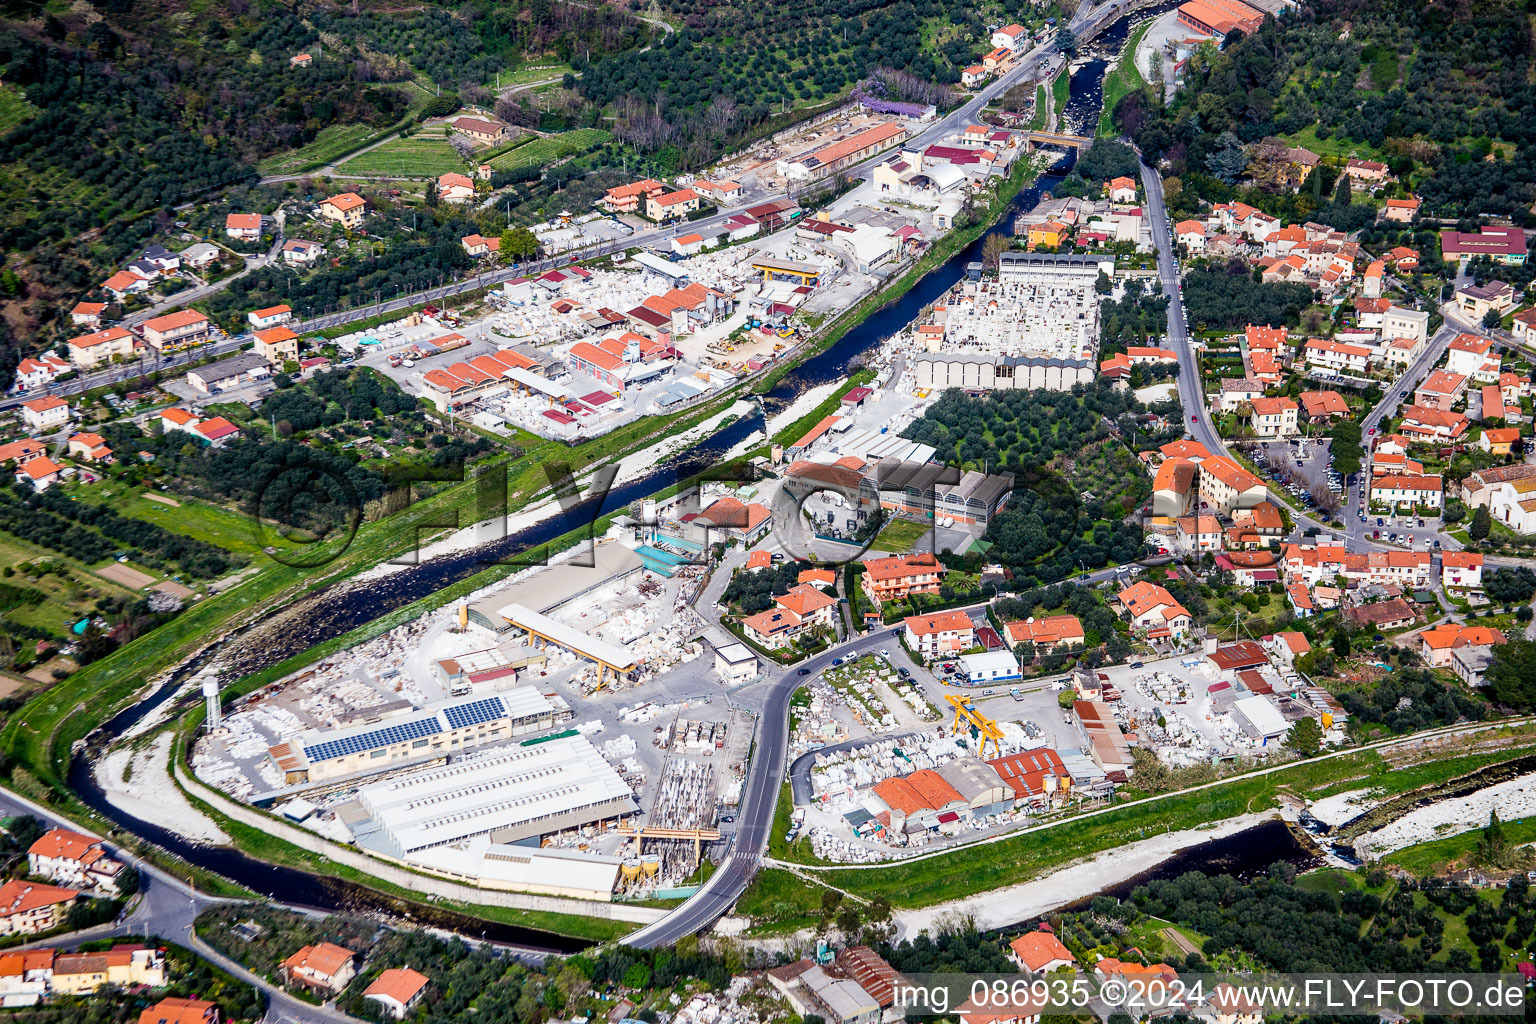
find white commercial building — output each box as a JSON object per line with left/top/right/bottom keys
{"left": 1231, "top": 696, "right": 1291, "bottom": 742}
{"left": 958, "top": 650, "right": 1022, "bottom": 684}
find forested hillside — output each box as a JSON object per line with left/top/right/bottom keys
{"left": 1122, "top": 0, "right": 1536, "bottom": 221}
{"left": 0, "top": 0, "right": 646, "bottom": 368}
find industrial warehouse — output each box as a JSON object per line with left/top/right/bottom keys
{"left": 187, "top": 532, "right": 753, "bottom": 902}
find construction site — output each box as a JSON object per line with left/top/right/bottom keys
{"left": 187, "top": 537, "right": 758, "bottom": 901}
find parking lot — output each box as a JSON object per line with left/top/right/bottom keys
{"left": 1252, "top": 437, "right": 1342, "bottom": 513}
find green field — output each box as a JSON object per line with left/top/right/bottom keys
{"left": 1384, "top": 817, "right": 1536, "bottom": 876}
{"left": 487, "top": 129, "right": 611, "bottom": 173}
{"left": 0, "top": 536, "right": 142, "bottom": 641}
{"left": 69, "top": 485, "right": 298, "bottom": 560}
{"left": 338, "top": 136, "right": 467, "bottom": 177}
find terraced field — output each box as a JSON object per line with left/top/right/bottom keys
{"left": 337, "top": 137, "right": 466, "bottom": 177}
{"left": 488, "top": 129, "right": 611, "bottom": 173}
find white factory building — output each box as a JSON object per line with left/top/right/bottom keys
{"left": 353, "top": 734, "right": 638, "bottom": 857}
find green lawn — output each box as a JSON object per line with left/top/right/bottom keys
{"left": 0, "top": 536, "right": 141, "bottom": 641}
{"left": 1028, "top": 84, "right": 1048, "bottom": 131}
{"left": 487, "top": 129, "right": 611, "bottom": 173}
{"left": 872, "top": 518, "right": 931, "bottom": 553}
{"left": 1051, "top": 65, "right": 1071, "bottom": 128}
{"left": 338, "top": 136, "right": 467, "bottom": 177}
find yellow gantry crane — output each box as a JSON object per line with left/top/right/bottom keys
{"left": 945, "top": 694, "right": 1006, "bottom": 759}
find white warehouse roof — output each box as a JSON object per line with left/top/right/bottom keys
{"left": 1233, "top": 695, "right": 1290, "bottom": 740}
{"left": 358, "top": 734, "right": 637, "bottom": 854}
{"left": 406, "top": 841, "right": 622, "bottom": 901}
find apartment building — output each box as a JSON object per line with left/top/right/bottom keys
{"left": 903, "top": 610, "right": 976, "bottom": 659}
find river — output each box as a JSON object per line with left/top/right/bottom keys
{"left": 69, "top": 10, "right": 1187, "bottom": 948}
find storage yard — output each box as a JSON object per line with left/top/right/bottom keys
{"left": 188, "top": 536, "right": 758, "bottom": 900}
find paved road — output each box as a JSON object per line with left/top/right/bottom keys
{"left": 0, "top": 785, "right": 362, "bottom": 1024}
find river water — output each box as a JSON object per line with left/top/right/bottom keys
{"left": 70, "top": 7, "right": 1236, "bottom": 948}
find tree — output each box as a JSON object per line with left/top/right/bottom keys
{"left": 424, "top": 179, "right": 439, "bottom": 208}
{"left": 1333, "top": 174, "right": 1352, "bottom": 206}
{"left": 1207, "top": 131, "right": 1248, "bottom": 185}
{"left": 1483, "top": 308, "right": 1504, "bottom": 331}
{"left": 1332, "top": 630, "right": 1351, "bottom": 657}
{"left": 1285, "top": 715, "right": 1322, "bottom": 755}
{"left": 1095, "top": 270, "right": 1112, "bottom": 294}
{"left": 1477, "top": 809, "right": 1510, "bottom": 866}
{"left": 1056, "top": 28, "right": 1077, "bottom": 56}
{"left": 502, "top": 226, "right": 540, "bottom": 261}
{"left": 1488, "top": 638, "right": 1536, "bottom": 709}
{"left": 1470, "top": 504, "right": 1492, "bottom": 542}
{"left": 982, "top": 231, "right": 1010, "bottom": 270}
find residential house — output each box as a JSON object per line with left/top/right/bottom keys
{"left": 1414, "top": 369, "right": 1469, "bottom": 411}
{"left": 1174, "top": 514, "right": 1223, "bottom": 555}
{"left": 1266, "top": 630, "right": 1311, "bottom": 671}
{"left": 14, "top": 457, "right": 62, "bottom": 490}
{"left": 1303, "top": 337, "right": 1370, "bottom": 374}
{"left": 1246, "top": 396, "right": 1299, "bottom": 437}
{"left": 1152, "top": 457, "right": 1196, "bottom": 517}
{"left": 248, "top": 304, "right": 293, "bottom": 330}
{"left": 646, "top": 189, "right": 700, "bottom": 221}
{"left": 953, "top": 991, "right": 1046, "bottom": 1024}
{"left": 1441, "top": 551, "right": 1483, "bottom": 590}
{"left": 0, "top": 880, "right": 77, "bottom": 936}
{"left": 21, "top": 396, "right": 70, "bottom": 433}
{"left": 1457, "top": 281, "right": 1516, "bottom": 322}
{"left": 101, "top": 270, "right": 151, "bottom": 300}
{"left": 1115, "top": 581, "right": 1192, "bottom": 638}
{"left": 991, "top": 23, "right": 1030, "bottom": 49}
{"left": 138, "top": 997, "right": 218, "bottom": 1024}
{"left": 451, "top": 117, "right": 509, "bottom": 144}
{"left": 1479, "top": 427, "right": 1520, "bottom": 455}
{"left": 1345, "top": 158, "right": 1389, "bottom": 183}
{"left": 961, "top": 65, "right": 988, "bottom": 87}
{"left": 460, "top": 233, "right": 501, "bottom": 258}
{"left": 1198, "top": 456, "right": 1269, "bottom": 514}
{"left": 280, "top": 943, "right": 357, "bottom": 994}
{"left": 1369, "top": 474, "right": 1442, "bottom": 510}
{"left": 70, "top": 301, "right": 105, "bottom": 327}
{"left": 1217, "top": 376, "right": 1263, "bottom": 413}
{"left": 66, "top": 432, "right": 113, "bottom": 463}
{"left": 904, "top": 610, "right": 976, "bottom": 659}
{"left": 1004, "top": 615, "right": 1085, "bottom": 653}
{"left": 225, "top": 213, "right": 262, "bottom": 240}
{"left": 27, "top": 829, "right": 124, "bottom": 893}
{"left": 437, "top": 172, "right": 475, "bottom": 203}
{"left": 1513, "top": 308, "right": 1536, "bottom": 346}
{"left": 691, "top": 179, "right": 742, "bottom": 204}
{"left": 15, "top": 353, "right": 71, "bottom": 390}
{"left": 282, "top": 239, "right": 325, "bottom": 265}
{"left": 1009, "top": 928, "right": 1077, "bottom": 974}
{"left": 1299, "top": 390, "right": 1349, "bottom": 423}
{"left": 1461, "top": 464, "right": 1536, "bottom": 533}
{"left": 141, "top": 309, "right": 212, "bottom": 354}
{"left": 861, "top": 553, "right": 943, "bottom": 605}
{"left": 363, "top": 968, "right": 430, "bottom": 1019}
{"left": 318, "top": 192, "right": 367, "bottom": 228}
{"left": 1106, "top": 176, "right": 1137, "bottom": 203}
{"left": 1398, "top": 404, "right": 1470, "bottom": 443}
{"left": 1383, "top": 196, "right": 1420, "bottom": 223}
{"left": 1386, "top": 245, "right": 1420, "bottom": 270}
{"left": 600, "top": 179, "right": 665, "bottom": 214}
{"left": 1419, "top": 625, "right": 1507, "bottom": 668}
{"left": 1175, "top": 220, "right": 1205, "bottom": 252}
{"left": 253, "top": 327, "right": 301, "bottom": 366}
{"left": 52, "top": 946, "right": 167, "bottom": 995}
{"left": 67, "top": 326, "right": 135, "bottom": 368}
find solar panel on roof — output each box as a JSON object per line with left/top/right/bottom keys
{"left": 443, "top": 697, "right": 507, "bottom": 730}
{"left": 305, "top": 717, "right": 442, "bottom": 762}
